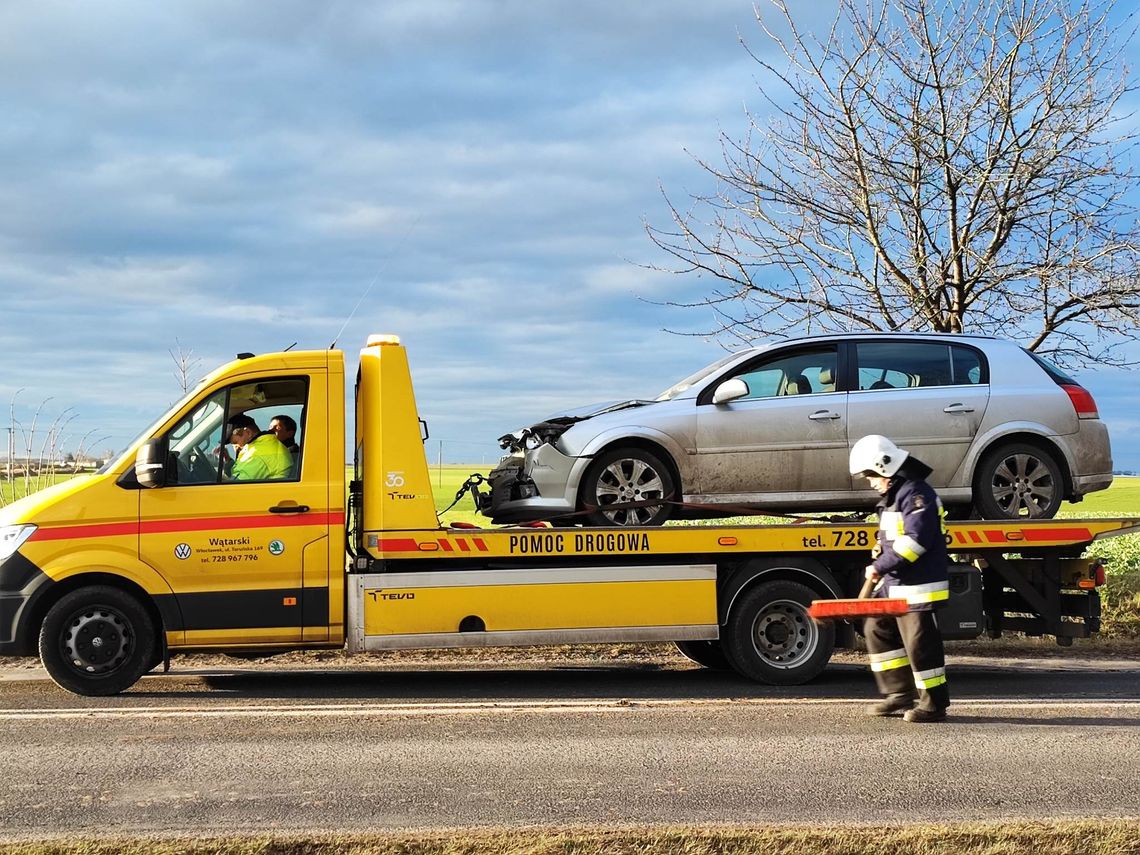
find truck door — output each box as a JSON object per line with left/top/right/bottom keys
{"left": 138, "top": 373, "right": 331, "bottom": 647}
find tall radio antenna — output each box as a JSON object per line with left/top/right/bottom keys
{"left": 329, "top": 215, "right": 421, "bottom": 350}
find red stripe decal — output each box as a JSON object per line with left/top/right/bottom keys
{"left": 31, "top": 522, "right": 139, "bottom": 541}
{"left": 31, "top": 512, "right": 345, "bottom": 543}
{"left": 474, "top": 538, "right": 488, "bottom": 552}
{"left": 456, "top": 539, "right": 471, "bottom": 552}
{"left": 954, "top": 532, "right": 966, "bottom": 544}
{"left": 439, "top": 539, "right": 454, "bottom": 552}
{"left": 1021, "top": 527, "right": 1092, "bottom": 543}
{"left": 969, "top": 531, "right": 982, "bottom": 543}
{"left": 374, "top": 539, "right": 419, "bottom": 552}
{"left": 985, "top": 530, "right": 1007, "bottom": 543}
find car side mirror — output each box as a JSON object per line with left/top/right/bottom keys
{"left": 712, "top": 378, "right": 749, "bottom": 404}
{"left": 134, "top": 439, "right": 167, "bottom": 489}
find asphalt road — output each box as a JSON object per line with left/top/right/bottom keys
{"left": 0, "top": 656, "right": 1137, "bottom": 837}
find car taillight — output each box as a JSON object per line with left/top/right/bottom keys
{"left": 1061, "top": 384, "right": 1099, "bottom": 419}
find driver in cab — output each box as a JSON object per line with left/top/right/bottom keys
{"left": 225, "top": 414, "right": 293, "bottom": 481}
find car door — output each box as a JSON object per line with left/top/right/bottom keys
{"left": 694, "top": 344, "right": 848, "bottom": 497}
{"left": 138, "top": 372, "right": 331, "bottom": 647}
{"left": 845, "top": 340, "right": 990, "bottom": 488}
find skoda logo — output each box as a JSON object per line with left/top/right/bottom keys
{"left": 268, "top": 540, "right": 285, "bottom": 556}
{"left": 174, "top": 543, "right": 192, "bottom": 560}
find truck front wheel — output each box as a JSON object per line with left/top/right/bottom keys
{"left": 38, "top": 586, "right": 157, "bottom": 696}
{"left": 723, "top": 580, "right": 834, "bottom": 685}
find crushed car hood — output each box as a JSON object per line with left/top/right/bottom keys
{"left": 498, "top": 399, "right": 655, "bottom": 451}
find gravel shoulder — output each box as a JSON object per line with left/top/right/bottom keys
{"left": 1, "top": 637, "right": 1137, "bottom": 682}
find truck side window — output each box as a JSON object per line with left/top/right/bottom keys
{"left": 164, "top": 378, "right": 308, "bottom": 486}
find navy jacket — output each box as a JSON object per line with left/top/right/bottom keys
{"left": 871, "top": 477, "right": 950, "bottom": 611}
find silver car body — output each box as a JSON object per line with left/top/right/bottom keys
{"left": 487, "top": 333, "right": 1113, "bottom": 522}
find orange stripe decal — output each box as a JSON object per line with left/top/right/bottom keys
{"left": 374, "top": 539, "right": 419, "bottom": 552}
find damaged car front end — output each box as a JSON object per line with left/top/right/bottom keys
{"left": 477, "top": 401, "right": 666, "bottom": 525}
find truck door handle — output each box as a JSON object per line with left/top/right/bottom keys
{"left": 943, "top": 403, "right": 975, "bottom": 414}
{"left": 808, "top": 410, "right": 841, "bottom": 420}
{"left": 269, "top": 504, "right": 310, "bottom": 514}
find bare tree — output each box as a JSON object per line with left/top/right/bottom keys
{"left": 170, "top": 338, "right": 202, "bottom": 395}
{"left": 648, "top": 0, "right": 1139, "bottom": 367}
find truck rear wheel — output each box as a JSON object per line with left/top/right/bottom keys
{"left": 723, "top": 579, "right": 834, "bottom": 685}
{"left": 38, "top": 586, "right": 157, "bottom": 696}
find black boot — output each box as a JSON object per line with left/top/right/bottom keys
{"left": 866, "top": 693, "right": 915, "bottom": 717}
{"left": 903, "top": 707, "right": 947, "bottom": 723}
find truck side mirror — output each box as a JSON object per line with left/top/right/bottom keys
{"left": 134, "top": 439, "right": 167, "bottom": 489}
{"left": 712, "top": 378, "right": 749, "bottom": 404}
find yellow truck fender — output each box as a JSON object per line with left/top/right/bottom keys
{"left": 11, "top": 547, "right": 183, "bottom": 654}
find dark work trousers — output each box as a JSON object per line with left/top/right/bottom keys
{"left": 865, "top": 610, "right": 950, "bottom": 712}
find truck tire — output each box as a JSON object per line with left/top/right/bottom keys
{"left": 38, "top": 586, "right": 158, "bottom": 696}
{"left": 722, "top": 579, "right": 834, "bottom": 685}
{"left": 674, "top": 640, "right": 731, "bottom": 670}
{"left": 973, "top": 442, "right": 1063, "bottom": 519}
{"left": 580, "top": 447, "right": 675, "bottom": 527}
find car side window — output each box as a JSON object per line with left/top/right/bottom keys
{"left": 732, "top": 347, "right": 838, "bottom": 399}
{"left": 951, "top": 345, "right": 985, "bottom": 384}
{"left": 856, "top": 342, "right": 956, "bottom": 390}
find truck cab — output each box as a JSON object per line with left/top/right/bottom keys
{"left": 0, "top": 347, "right": 346, "bottom": 693}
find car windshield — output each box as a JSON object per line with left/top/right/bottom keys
{"left": 656, "top": 352, "right": 746, "bottom": 401}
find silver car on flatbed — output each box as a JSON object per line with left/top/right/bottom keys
{"left": 482, "top": 333, "right": 1112, "bottom": 525}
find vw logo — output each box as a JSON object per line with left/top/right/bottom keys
{"left": 174, "top": 543, "right": 192, "bottom": 560}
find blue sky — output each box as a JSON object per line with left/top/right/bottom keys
{"left": 1, "top": 1, "right": 1137, "bottom": 472}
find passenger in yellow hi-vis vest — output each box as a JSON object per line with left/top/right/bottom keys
{"left": 849, "top": 434, "right": 951, "bottom": 723}
{"left": 226, "top": 414, "right": 293, "bottom": 481}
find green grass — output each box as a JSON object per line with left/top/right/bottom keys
{"left": 0, "top": 473, "right": 74, "bottom": 507}
{"left": 1, "top": 821, "right": 1137, "bottom": 855}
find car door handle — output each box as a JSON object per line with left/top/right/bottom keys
{"left": 269, "top": 504, "right": 310, "bottom": 514}
{"left": 808, "top": 410, "right": 842, "bottom": 420}
{"left": 943, "top": 403, "right": 975, "bottom": 414}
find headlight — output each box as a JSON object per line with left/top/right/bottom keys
{"left": 0, "top": 525, "right": 37, "bottom": 562}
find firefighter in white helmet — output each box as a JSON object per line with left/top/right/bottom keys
{"left": 849, "top": 434, "right": 950, "bottom": 723}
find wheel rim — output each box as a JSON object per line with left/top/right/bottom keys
{"left": 60, "top": 606, "right": 134, "bottom": 675}
{"left": 593, "top": 456, "right": 666, "bottom": 525}
{"left": 749, "top": 597, "right": 818, "bottom": 669}
{"left": 989, "top": 452, "right": 1056, "bottom": 518}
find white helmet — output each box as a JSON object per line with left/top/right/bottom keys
{"left": 849, "top": 434, "right": 908, "bottom": 478}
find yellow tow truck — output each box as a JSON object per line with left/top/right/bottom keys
{"left": 0, "top": 335, "right": 1134, "bottom": 695}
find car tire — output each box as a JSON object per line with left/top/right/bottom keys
{"left": 674, "top": 640, "right": 731, "bottom": 670}
{"left": 580, "top": 447, "right": 676, "bottom": 527}
{"left": 973, "top": 442, "right": 1063, "bottom": 519}
{"left": 39, "top": 586, "right": 158, "bottom": 696}
{"left": 722, "top": 580, "right": 834, "bottom": 685}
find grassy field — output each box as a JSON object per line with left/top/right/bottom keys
{"left": 1, "top": 820, "right": 1137, "bottom": 855}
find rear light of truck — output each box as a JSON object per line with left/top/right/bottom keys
{"left": 1060, "top": 384, "right": 1099, "bottom": 419}
{"left": 1078, "top": 560, "right": 1108, "bottom": 589}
